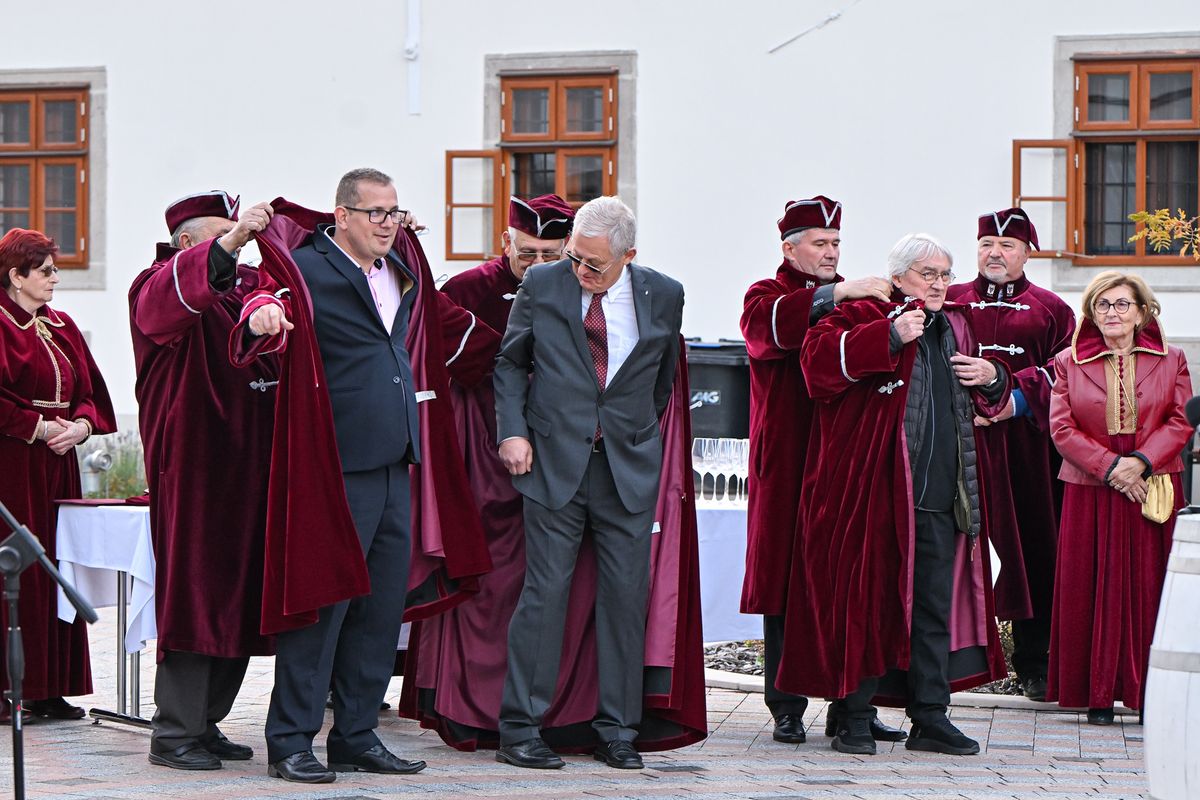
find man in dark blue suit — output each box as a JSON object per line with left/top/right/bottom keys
{"left": 263, "top": 168, "right": 427, "bottom": 783}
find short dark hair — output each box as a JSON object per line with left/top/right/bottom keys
{"left": 0, "top": 228, "right": 58, "bottom": 289}
{"left": 335, "top": 168, "right": 394, "bottom": 208}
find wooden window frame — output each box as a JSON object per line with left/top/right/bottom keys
{"left": 558, "top": 146, "right": 617, "bottom": 206}
{"left": 501, "top": 77, "right": 557, "bottom": 143}
{"left": 554, "top": 76, "right": 616, "bottom": 142}
{"left": 1076, "top": 62, "right": 1139, "bottom": 131}
{"left": 1139, "top": 62, "right": 1200, "bottom": 130}
{"left": 444, "top": 150, "right": 503, "bottom": 261}
{"left": 1011, "top": 139, "right": 1077, "bottom": 259}
{"left": 0, "top": 87, "right": 89, "bottom": 269}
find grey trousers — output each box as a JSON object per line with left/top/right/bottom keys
{"left": 498, "top": 449, "right": 654, "bottom": 745}
{"left": 151, "top": 651, "right": 249, "bottom": 750}
{"left": 264, "top": 462, "right": 411, "bottom": 763}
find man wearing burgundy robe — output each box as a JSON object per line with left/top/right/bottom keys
{"left": 946, "top": 209, "right": 1075, "bottom": 702}
{"left": 782, "top": 233, "right": 1010, "bottom": 756}
{"left": 739, "top": 195, "right": 900, "bottom": 746}
{"left": 130, "top": 191, "right": 279, "bottom": 770}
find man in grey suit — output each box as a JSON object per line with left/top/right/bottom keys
{"left": 494, "top": 196, "right": 685, "bottom": 771}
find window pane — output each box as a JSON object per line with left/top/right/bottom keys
{"left": 565, "top": 87, "right": 604, "bottom": 134}
{"left": 44, "top": 163, "right": 77, "bottom": 207}
{"left": 0, "top": 212, "right": 30, "bottom": 232}
{"left": 450, "top": 207, "right": 493, "bottom": 254}
{"left": 1088, "top": 73, "right": 1130, "bottom": 122}
{"left": 1148, "top": 72, "right": 1193, "bottom": 121}
{"left": 0, "top": 164, "right": 31, "bottom": 207}
{"left": 1145, "top": 141, "right": 1199, "bottom": 254}
{"left": 449, "top": 157, "right": 494, "bottom": 204}
{"left": 1085, "top": 142, "right": 1135, "bottom": 255}
{"left": 511, "top": 152, "right": 556, "bottom": 198}
{"left": 565, "top": 155, "right": 604, "bottom": 203}
{"left": 0, "top": 101, "right": 31, "bottom": 145}
{"left": 511, "top": 88, "right": 550, "bottom": 135}
{"left": 42, "top": 100, "right": 78, "bottom": 144}
{"left": 44, "top": 211, "right": 77, "bottom": 255}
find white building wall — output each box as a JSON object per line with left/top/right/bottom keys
{"left": 1, "top": 1, "right": 1198, "bottom": 415}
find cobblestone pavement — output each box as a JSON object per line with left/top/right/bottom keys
{"left": 1, "top": 609, "right": 1148, "bottom": 799}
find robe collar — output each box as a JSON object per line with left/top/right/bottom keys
{"left": 493, "top": 255, "right": 521, "bottom": 293}
{"left": 0, "top": 285, "right": 65, "bottom": 335}
{"left": 972, "top": 271, "right": 1029, "bottom": 299}
{"left": 774, "top": 260, "right": 843, "bottom": 291}
{"left": 1071, "top": 314, "right": 1168, "bottom": 365}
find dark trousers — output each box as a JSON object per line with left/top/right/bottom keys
{"left": 499, "top": 449, "right": 653, "bottom": 745}
{"left": 763, "top": 614, "right": 808, "bottom": 718}
{"left": 151, "top": 651, "right": 249, "bottom": 750}
{"left": 906, "top": 509, "right": 956, "bottom": 724}
{"left": 265, "top": 462, "right": 411, "bottom": 763}
{"left": 834, "top": 675, "right": 879, "bottom": 721}
{"left": 1011, "top": 615, "right": 1051, "bottom": 681}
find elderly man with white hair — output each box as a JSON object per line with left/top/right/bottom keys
{"left": 493, "top": 196, "right": 685, "bottom": 771}
{"left": 777, "top": 233, "right": 1012, "bottom": 757}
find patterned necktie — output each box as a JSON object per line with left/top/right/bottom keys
{"left": 584, "top": 290, "right": 608, "bottom": 388}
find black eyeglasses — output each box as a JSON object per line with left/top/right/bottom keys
{"left": 564, "top": 249, "right": 618, "bottom": 275}
{"left": 343, "top": 206, "right": 408, "bottom": 225}
{"left": 1094, "top": 298, "right": 1136, "bottom": 315}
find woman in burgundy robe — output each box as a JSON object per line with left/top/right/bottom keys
{"left": 0, "top": 229, "right": 116, "bottom": 721}
{"left": 1047, "top": 272, "right": 1192, "bottom": 724}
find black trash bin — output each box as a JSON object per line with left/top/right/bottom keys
{"left": 685, "top": 339, "right": 750, "bottom": 440}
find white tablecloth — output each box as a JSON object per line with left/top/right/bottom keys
{"left": 696, "top": 501, "right": 761, "bottom": 643}
{"left": 56, "top": 505, "right": 156, "bottom": 654}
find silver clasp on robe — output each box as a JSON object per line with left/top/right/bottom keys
{"left": 977, "top": 344, "right": 1025, "bottom": 356}
{"left": 878, "top": 380, "right": 905, "bottom": 395}
{"left": 248, "top": 379, "right": 279, "bottom": 392}
{"left": 968, "top": 300, "right": 1030, "bottom": 312}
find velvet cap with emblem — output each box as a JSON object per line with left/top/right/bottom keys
{"left": 777, "top": 195, "right": 842, "bottom": 240}
{"left": 508, "top": 194, "right": 575, "bottom": 239}
{"left": 164, "top": 190, "right": 241, "bottom": 234}
{"left": 977, "top": 207, "right": 1039, "bottom": 251}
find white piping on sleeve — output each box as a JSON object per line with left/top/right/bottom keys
{"left": 771, "top": 296, "right": 784, "bottom": 349}
{"left": 172, "top": 253, "right": 201, "bottom": 315}
{"left": 1037, "top": 365, "right": 1053, "bottom": 385}
{"left": 839, "top": 331, "right": 858, "bottom": 382}
{"left": 445, "top": 311, "right": 476, "bottom": 366}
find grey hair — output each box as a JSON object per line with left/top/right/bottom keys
{"left": 886, "top": 233, "right": 953, "bottom": 279}
{"left": 783, "top": 227, "right": 837, "bottom": 248}
{"left": 573, "top": 196, "right": 636, "bottom": 255}
{"left": 170, "top": 217, "right": 209, "bottom": 249}
{"left": 336, "top": 167, "right": 394, "bottom": 208}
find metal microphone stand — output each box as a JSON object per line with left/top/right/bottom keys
{"left": 0, "top": 499, "right": 98, "bottom": 800}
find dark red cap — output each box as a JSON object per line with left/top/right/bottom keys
{"left": 978, "top": 207, "right": 1039, "bottom": 251}
{"left": 508, "top": 194, "right": 574, "bottom": 239}
{"left": 778, "top": 195, "right": 842, "bottom": 240}
{"left": 164, "top": 190, "right": 240, "bottom": 234}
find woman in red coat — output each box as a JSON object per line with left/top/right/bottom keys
{"left": 0, "top": 229, "right": 116, "bottom": 722}
{"left": 1047, "top": 271, "right": 1192, "bottom": 725}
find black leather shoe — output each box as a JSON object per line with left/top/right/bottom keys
{"left": 0, "top": 703, "right": 34, "bottom": 725}
{"left": 26, "top": 697, "right": 86, "bottom": 720}
{"left": 496, "top": 737, "right": 565, "bottom": 769}
{"left": 329, "top": 743, "right": 426, "bottom": 774}
{"left": 772, "top": 713, "right": 806, "bottom": 743}
{"left": 1087, "top": 707, "right": 1115, "bottom": 726}
{"left": 831, "top": 715, "right": 876, "bottom": 755}
{"left": 200, "top": 732, "right": 253, "bottom": 761}
{"left": 148, "top": 742, "right": 222, "bottom": 770}
{"left": 267, "top": 750, "right": 335, "bottom": 783}
{"left": 824, "top": 708, "right": 907, "bottom": 741}
{"left": 1022, "top": 676, "right": 1048, "bottom": 702}
{"left": 593, "top": 740, "right": 643, "bottom": 769}
{"left": 905, "top": 718, "right": 980, "bottom": 755}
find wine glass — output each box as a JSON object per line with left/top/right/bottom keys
{"left": 710, "top": 438, "right": 734, "bottom": 502}
{"left": 735, "top": 439, "right": 750, "bottom": 502}
{"left": 691, "top": 438, "right": 712, "bottom": 501}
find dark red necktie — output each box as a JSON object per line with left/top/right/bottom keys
{"left": 584, "top": 291, "right": 608, "bottom": 439}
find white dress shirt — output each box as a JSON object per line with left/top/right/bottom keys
{"left": 581, "top": 264, "right": 639, "bottom": 388}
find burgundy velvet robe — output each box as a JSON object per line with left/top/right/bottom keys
{"left": 441, "top": 255, "right": 520, "bottom": 338}
{"left": 130, "top": 243, "right": 281, "bottom": 659}
{"left": 739, "top": 264, "right": 841, "bottom": 615}
{"left": 777, "top": 296, "right": 1009, "bottom": 701}
{"left": 1046, "top": 317, "right": 1192, "bottom": 710}
{"left": 398, "top": 342, "right": 707, "bottom": 752}
{"left": 234, "top": 201, "right": 495, "bottom": 634}
{"left": 947, "top": 273, "right": 1075, "bottom": 621}
{"left": 0, "top": 292, "right": 115, "bottom": 697}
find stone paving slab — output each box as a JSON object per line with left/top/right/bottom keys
{"left": 0, "top": 609, "right": 1149, "bottom": 799}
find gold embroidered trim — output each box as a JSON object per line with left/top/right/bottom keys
{"left": 31, "top": 399, "right": 69, "bottom": 408}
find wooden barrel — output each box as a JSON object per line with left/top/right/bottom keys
{"left": 1145, "top": 513, "right": 1200, "bottom": 800}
